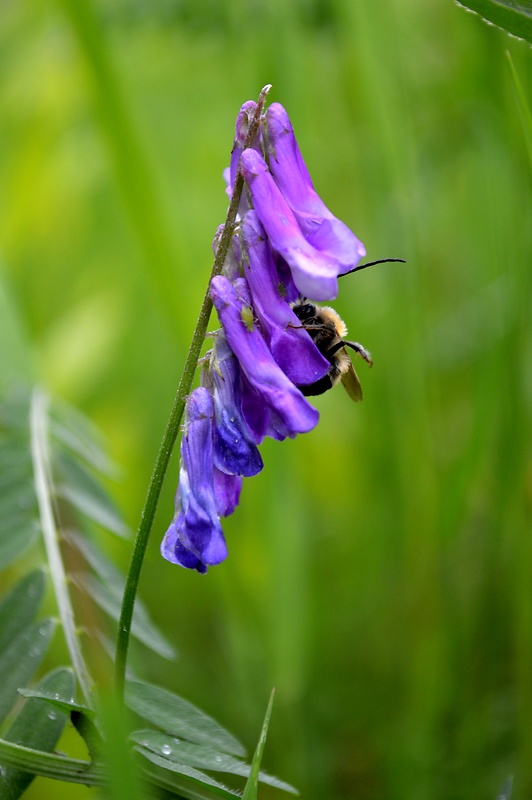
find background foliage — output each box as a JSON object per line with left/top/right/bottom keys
{"left": 0, "top": 0, "right": 531, "bottom": 798}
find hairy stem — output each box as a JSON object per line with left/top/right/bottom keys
{"left": 30, "top": 389, "right": 94, "bottom": 705}
{"left": 114, "top": 85, "right": 272, "bottom": 699}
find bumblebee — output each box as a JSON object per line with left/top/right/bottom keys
{"left": 291, "top": 301, "right": 372, "bottom": 401}
{"left": 291, "top": 258, "right": 404, "bottom": 401}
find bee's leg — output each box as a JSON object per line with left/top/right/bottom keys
{"left": 343, "top": 341, "right": 373, "bottom": 366}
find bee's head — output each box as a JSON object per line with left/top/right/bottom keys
{"left": 292, "top": 301, "right": 317, "bottom": 321}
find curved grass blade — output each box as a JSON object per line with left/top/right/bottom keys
{"left": 456, "top": 0, "right": 532, "bottom": 44}
{"left": 0, "top": 668, "right": 75, "bottom": 799}
{"left": 17, "top": 688, "right": 102, "bottom": 758}
{"left": 0, "top": 618, "right": 55, "bottom": 726}
{"left": 136, "top": 747, "right": 239, "bottom": 798}
{"left": 131, "top": 730, "right": 297, "bottom": 794}
{"left": 140, "top": 762, "right": 240, "bottom": 800}
{"left": 125, "top": 681, "right": 245, "bottom": 758}
{"left": 242, "top": 689, "right": 276, "bottom": 800}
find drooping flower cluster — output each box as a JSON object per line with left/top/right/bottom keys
{"left": 161, "top": 100, "right": 365, "bottom": 572}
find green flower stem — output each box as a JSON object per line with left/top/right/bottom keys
{"left": 114, "top": 85, "right": 272, "bottom": 699}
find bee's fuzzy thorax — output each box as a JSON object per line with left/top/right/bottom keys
{"left": 317, "top": 306, "right": 348, "bottom": 338}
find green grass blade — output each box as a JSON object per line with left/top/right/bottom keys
{"left": 0, "top": 667, "right": 75, "bottom": 799}
{"left": 242, "top": 689, "right": 276, "bottom": 800}
{"left": 125, "top": 681, "right": 246, "bottom": 758}
{"left": 131, "top": 730, "right": 297, "bottom": 794}
{"left": 456, "top": 0, "right": 532, "bottom": 43}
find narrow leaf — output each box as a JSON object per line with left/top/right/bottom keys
{"left": 0, "top": 618, "right": 55, "bottom": 726}
{"left": 68, "top": 531, "right": 176, "bottom": 659}
{"left": 456, "top": 0, "right": 532, "bottom": 44}
{"left": 17, "top": 689, "right": 94, "bottom": 719}
{"left": 126, "top": 681, "right": 246, "bottom": 758}
{"left": 0, "top": 520, "right": 39, "bottom": 570}
{"left": 498, "top": 775, "right": 513, "bottom": 799}
{"left": 0, "top": 668, "right": 75, "bottom": 799}
{"left": 0, "top": 570, "right": 46, "bottom": 654}
{"left": 136, "top": 746, "right": 239, "bottom": 796}
{"left": 75, "top": 573, "right": 176, "bottom": 660}
{"left": 131, "top": 730, "right": 297, "bottom": 794}
{"left": 0, "top": 738, "right": 104, "bottom": 786}
{"left": 242, "top": 689, "right": 276, "bottom": 800}
{"left": 140, "top": 762, "right": 239, "bottom": 800}
{"left": 55, "top": 451, "right": 128, "bottom": 538}
{"left": 17, "top": 689, "right": 101, "bottom": 757}
{"left": 50, "top": 399, "right": 116, "bottom": 477}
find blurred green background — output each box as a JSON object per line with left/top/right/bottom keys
{"left": 1, "top": 0, "right": 531, "bottom": 798}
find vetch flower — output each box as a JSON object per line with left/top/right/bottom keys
{"left": 206, "top": 332, "right": 263, "bottom": 477}
{"left": 161, "top": 388, "right": 228, "bottom": 573}
{"left": 240, "top": 211, "right": 330, "bottom": 386}
{"left": 241, "top": 148, "right": 347, "bottom": 301}
{"left": 263, "top": 103, "right": 366, "bottom": 276}
{"left": 210, "top": 274, "right": 319, "bottom": 439}
{"left": 162, "top": 90, "right": 369, "bottom": 573}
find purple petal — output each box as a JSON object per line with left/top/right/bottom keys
{"left": 210, "top": 333, "right": 263, "bottom": 477}
{"left": 240, "top": 211, "right": 330, "bottom": 385}
{"left": 241, "top": 148, "right": 341, "bottom": 300}
{"left": 160, "top": 388, "right": 227, "bottom": 572}
{"left": 210, "top": 275, "right": 319, "bottom": 438}
{"left": 214, "top": 468, "right": 242, "bottom": 517}
{"left": 263, "top": 103, "right": 366, "bottom": 274}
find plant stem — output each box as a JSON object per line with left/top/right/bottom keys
{"left": 114, "top": 85, "right": 272, "bottom": 699}
{"left": 30, "top": 389, "right": 94, "bottom": 706}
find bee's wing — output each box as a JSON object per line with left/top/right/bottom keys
{"left": 340, "top": 351, "right": 363, "bottom": 402}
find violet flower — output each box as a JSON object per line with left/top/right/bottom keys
{"left": 207, "top": 332, "right": 263, "bottom": 477}
{"left": 240, "top": 211, "right": 330, "bottom": 385}
{"left": 210, "top": 274, "right": 319, "bottom": 440}
{"left": 162, "top": 93, "right": 367, "bottom": 572}
{"left": 240, "top": 148, "right": 343, "bottom": 301}
{"left": 263, "top": 103, "right": 366, "bottom": 276}
{"left": 161, "top": 388, "right": 227, "bottom": 573}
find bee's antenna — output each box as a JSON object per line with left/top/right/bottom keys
{"left": 339, "top": 258, "right": 406, "bottom": 278}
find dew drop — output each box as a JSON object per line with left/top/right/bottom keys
{"left": 38, "top": 624, "right": 48, "bottom": 637}
{"left": 47, "top": 710, "right": 57, "bottom": 720}
{"left": 214, "top": 755, "right": 223, "bottom": 763}
{"left": 161, "top": 744, "right": 172, "bottom": 756}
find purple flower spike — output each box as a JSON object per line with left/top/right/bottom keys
{"left": 263, "top": 103, "right": 366, "bottom": 276}
{"left": 210, "top": 275, "right": 319, "bottom": 437}
{"left": 161, "top": 388, "right": 227, "bottom": 573}
{"left": 241, "top": 212, "right": 330, "bottom": 386}
{"left": 241, "top": 148, "right": 343, "bottom": 300}
{"left": 210, "top": 333, "right": 264, "bottom": 477}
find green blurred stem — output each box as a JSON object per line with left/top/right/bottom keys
{"left": 30, "top": 389, "right": 95, "bottom": 706}
{"left": 114, "top": 85, "right": 272, "bottom": 700}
